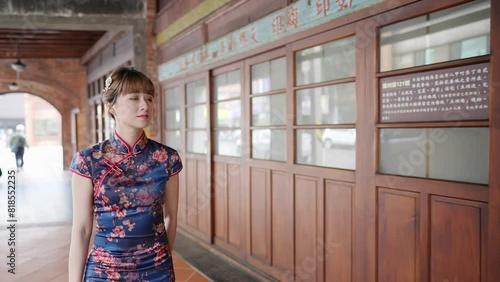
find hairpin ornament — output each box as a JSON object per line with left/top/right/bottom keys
{"left": 103, "top": 76, "right": 113, "bottom": 92}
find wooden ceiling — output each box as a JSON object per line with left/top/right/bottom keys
{"left": 0, "top": 29, "right": 105, "bottom": 59}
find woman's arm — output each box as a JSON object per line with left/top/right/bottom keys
{"left": 68, "top": 173, "right": 94, "bottom": 282}
{"left": 164, "top": 174, "right": 180, "bottom": 251}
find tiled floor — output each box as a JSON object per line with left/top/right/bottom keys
{"left": 172, "top": 253, "right": 211, "bottom": 282}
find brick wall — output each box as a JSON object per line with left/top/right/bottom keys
{"left": 0, "top": 58, "right": 87, "bottom": 168}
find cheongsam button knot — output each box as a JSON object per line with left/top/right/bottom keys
{"left": 103, "top": 159, "right": 123, "bottom": 176}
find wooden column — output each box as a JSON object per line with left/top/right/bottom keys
{"left": 487, "top": 0, "right": 500, "bottom": 281}
{"left": 133, "top": 19, "right": 147, "bottom": 73}
{"left": 353, "top": 18, "right": 377, "bottom": 282}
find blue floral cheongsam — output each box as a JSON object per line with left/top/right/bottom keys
{"left": 70, "top": 131, "right": 182, "bottom": 282}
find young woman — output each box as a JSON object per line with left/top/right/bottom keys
{"left": 68, "top": 67, "right": 182, "bottom": 282}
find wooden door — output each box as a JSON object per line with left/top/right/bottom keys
{"left": 360, "top": 1, "right": 493, "bottom": 281}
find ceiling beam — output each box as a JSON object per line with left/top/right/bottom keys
{"left": 0, "top": 15, "right": 139, "bottom": 31}
{"left": 80, "top": 30, "right": 123, "bottom": 65}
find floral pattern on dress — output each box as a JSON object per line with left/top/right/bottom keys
{"left": 70, "top": 131, "right": 182, "bottom": 282}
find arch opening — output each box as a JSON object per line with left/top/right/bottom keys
{"left": 0, "top": 92, "right": 63, "bottom": 174}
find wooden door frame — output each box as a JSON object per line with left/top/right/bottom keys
{"left": 210, "top": 60, "right": 247, "bottom": 258}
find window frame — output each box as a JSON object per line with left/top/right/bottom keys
{"left": 375, "top": 0, "right": 491, "bottom": 183}
{"left": 246, "top": 48, "right": 289, "bottom": 163}
{"left": 184, "top": 74, "right": 210, "bottom": 155}
{"left": 163, "top": 84, "right": 183, "bottom": 151}
{"left": 211, "top": 62, "right": 244, "bottom": 158}
{"left": 291, "top": 33, "right": 358, "bottom": 170}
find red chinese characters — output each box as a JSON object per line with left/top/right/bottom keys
{"left": 220, "top": 40, "right": 226, "bottom": 54}
{"left": 336, "top": 0, "right": 353, "bottom": 10}
{"left": 287, "top": 6, "right": 299, "bottom": 29}
{"left": 196, "top": 46, "right": 206, "bottom": 65}
{"left": 239, "top": 31, "right": 248, "bottom": 45}
{"left": 316, "top": 0, "right": 331, "bottom": 16}
{"left": 251, "top": 26, "right": 258, "bottom": 43}
{"left": 272, "top": 15, "right": 285, "bottom": 34}
{"left": 229, "top": 34, "right": 235, "bottom": 52}
{"left": 316, "top": 0, "right": 352, "bottom": 15}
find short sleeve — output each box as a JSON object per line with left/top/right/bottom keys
{"left": 168, "top": 150, "right": 183, "bottom": 177}
{"left": 69, "top": 152, "right": 92, "bottom": 179}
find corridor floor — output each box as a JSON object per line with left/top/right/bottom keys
{"left": 0, "top": 147, "right": 262, "bottom": 282}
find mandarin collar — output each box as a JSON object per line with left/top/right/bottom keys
{"left": 110, "top": 131, "right": 148, "bottom": 154}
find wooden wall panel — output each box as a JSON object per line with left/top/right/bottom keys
{"left": 227, "top": 163, "right": 242, "bottom": 247}
{"left": 430, "top": 197, "right": 485, "bottom": 282}
{"left": 250, "top": 168, "right": 269, "bottom": 261}
{"left": 295, "top": 175, "right": 319, "bottom": 282}
{"left": 197, "top": 160, "right": 209, "bottom": 234}
{"left": 155, "top": 0, "right": 204, "bottom": 33}
{"left": 186, "top": 158, "right": 198, "bottom": 228}
{"left": 155, "top": 1, "right": 498, "bottom": 282}
{"left": 158, "top": 25, "right": 205, "bottom": 64}
{"left": 325, "top": 180, "right": 353, "bottom": 282}
{"left": 271, "top": 171, "right": 293, "bottom": 272}
{"left": 213, "top": 162, "right": 227, "bottom": 240}
{"left": 377, "top": 188, "right": 419, "bottom": 282}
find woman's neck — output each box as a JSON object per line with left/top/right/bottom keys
{"left": 115, "top": 127, "right": 143, "bottom": 146}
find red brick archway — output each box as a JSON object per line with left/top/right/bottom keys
{"left": 0, "top": 58, "right": 88, "bottom": 168}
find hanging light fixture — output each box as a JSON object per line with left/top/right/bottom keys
{"left": 8, "top": 66, "right": 22, "bottom": 91}
{"left": 11, "top": 58, "right": 26, "bottom": 72}
{"left": 8, "top": 82, "right": 20, "bottom": 91}
{"left": 11, "top": 45, "right": 26, "bottom": 72}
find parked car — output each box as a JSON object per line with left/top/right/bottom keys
{"left": 321, "top": 128, "right": 356, "bottom": 149}
{"left": 235, "top": 129, "right": 273, "bottom": 159}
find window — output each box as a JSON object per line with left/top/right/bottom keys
{"left": 95, "top": 103, "right": 103, "bottom": 142}
{"left": 250, "top": 57, "right": 287, "bottom": 161}
{"left": 88, "top": 73, "right": 116, "bottom": 143}
{"left": 377, "top": 0, "right": 490, "bottom": 184}
{"left": 34, "top": 119, "right": 59, "bottom": 136}
{"left": 296, "top": 37, "right": 355, "bottom": 85}
{"left": 295, "top": 36, "right": 356, "bottom": 169}
{"left": 186, "top": 79, "right": 208, "bottom": 154}
{"left": 380, "top": 0, "right": 490, "bottom": 72}
{"left": 213, "top": 70, "right": 241, "bottom": 157}
{"left": 103, "top": 104, "right": 113, "bottom": 140}
{"left": 379, "top": 128, "right": 489, "bottom": 184}
{"left": 164, "top": 86, "right": 181, "bottom": 150}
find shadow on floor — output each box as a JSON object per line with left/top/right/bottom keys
{"left": 175, "top": 232, "right": 278, "bottom": 282}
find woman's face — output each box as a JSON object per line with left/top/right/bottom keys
{"left": 110, "top": 92, "right": 154, "bottom": 131}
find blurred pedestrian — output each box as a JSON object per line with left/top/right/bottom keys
{"left": 10, "top": 124, "right": 28, "bottom": 171}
